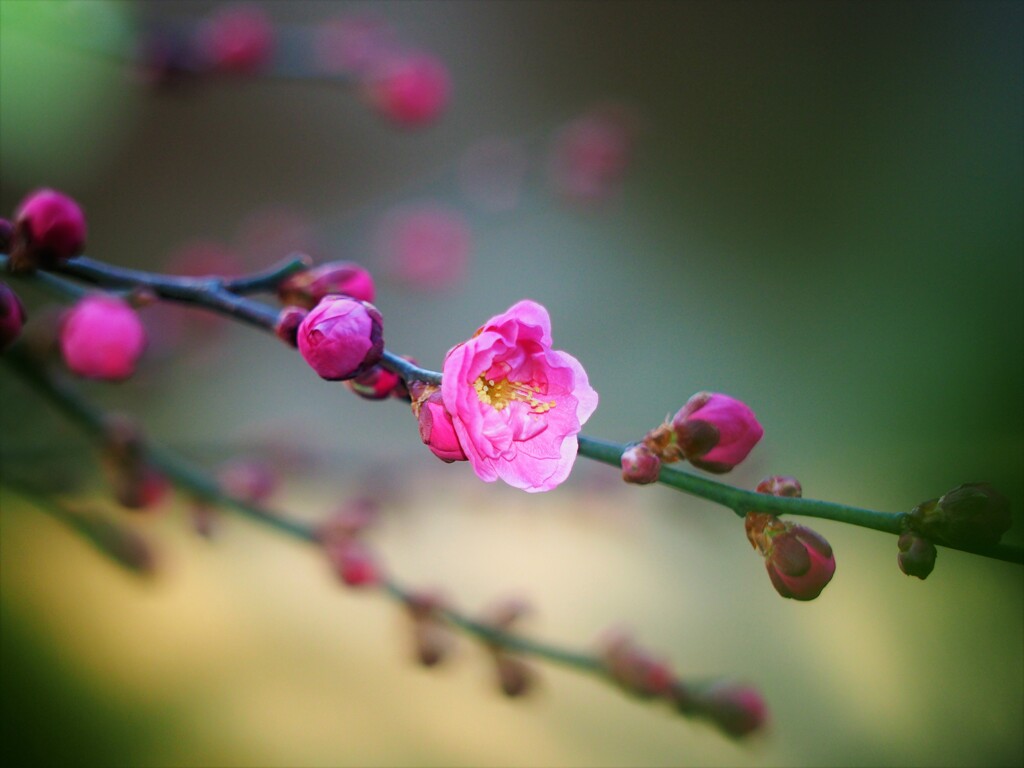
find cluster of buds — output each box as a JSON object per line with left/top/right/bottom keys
{"left": 0, "top": 282, "right": 27, "bottom": 351}
{"left": 404, "top": 590, "right": 455, "bottom": 667}
{"left": 745, "top": 476, "right": 836, "bottom": 601}
{"left": 317, "top": 498, "right": 382, "bottom": 588}
{"left": 478, "top": 598, "right": 537, "bottom": 698}
{"left": 625, "top": 391, "right": 763, "bottom": 482}
{"left": 598, "top": 629, "right": 767, "bottom": 738}
{"left": 100, "top": 414, "right": 169, "bottom": 511}
{"left": 4, "top": 188, "right": 86, "bottom": 273}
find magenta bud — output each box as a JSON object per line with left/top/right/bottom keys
{"left": 411, "top": 384, "right": 467, "bottom": 463}
{"left": 756, "top": 475, "right": 802, "bottom": 498}
{"left": 897, "top": 531, "right": 937, "bottom": 579}
{"left": 198, "top": 4, "right": 274, "bottom": 74}
{"left": 0, "top": 282, "right": 27, "bottom": 351}
{"left": 278, "top": 260, "right": 376, "bottom": 308}
{"left": 671, "top": 392, "right": 764, "bottom": 473}
{"left": 10, "top": 188, "right": 86, "bottom": 271}
{"left": 621, "top": 442, "right": 660, "bottom": 484}
{"left": 363, "top": 52, "right": 451, "bottom": 127}
{"left": 694, "top": 683, "right": 768, "bottom": 739}
{"left": 325, "top": 538, "right": 381, "bottom": 588}
{"left": 909, "top": 483, "right": 1012, "bottom": 547}
{"left": 345, "top": 365, "right": 402, "bottom": 400}
{"left": 748, "top": 517, "right": 835, "bottom": 601}
{"left": 274, "top": 306, "right": 307, "bottom": 347}
{"left": 60, "top": 294, "right": 147, "bottom": 381}
{"left": 297, "top": 296, "right": 383, "bottom": 381}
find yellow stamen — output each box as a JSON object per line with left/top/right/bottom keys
{"left": 474, "top": 374, "right": 556, "bottom": 414}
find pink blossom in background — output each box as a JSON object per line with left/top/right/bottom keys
{"left": 458, "top": 137, "right": 529, "bottom": 214}
{"left": 362, "top": 52, "right": 450, "bottom": 127}
{"left": 375, "top": 204, "right": 472, "bottom": 292}
{"left": 441, "top": 300, "right": 598, "bottom": 492}
{"left": 198, "top": 4, "right": 275, "bottom": 74}
{"left": 314, "top": 14, "right": 396, "bottom": 75}
{"left": 548, "top": 104, "right": 639, "bottom": 206}
{"left": 297, "top": 296, "right": 383, "bottom": 381}
{"left": 235, "top": 206, "right": 319, "bottom": 268}
{"left": 60, "top": 295, "right": 147, "bottom": 381}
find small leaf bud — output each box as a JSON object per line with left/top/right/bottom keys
{"left": 908, "top": 483, "right": 1012, "bottom": 547}
{"left": 345, "top": 365, "right": 402, "bottom": 400}
{"left": 897, "top": 531, "right": 937, "bottom": 579}
{"left": 621, "top": 442, "right": 660, "bottom": 484}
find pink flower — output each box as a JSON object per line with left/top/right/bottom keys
{"left": 375, "top": 204, "right": 472, "bottom": 292}
{"left": 671, "top": 392, "right": 763, "bottom": 473}
{"left": 441, "top": 300, "right": 598, "bottom": 492}
{"left": 278, "top": 261, "right": 376, "bottom": 308}
{"left": 412, "top": 384, "right": 468, "bottom": 463}
{"left": 0, "top": 282, "right": 27, "bottom": 351}
{"left": 198, "top": 4, "right": 274, "bottom": 74}
{"left": 11, "top": 188, "right": 86, "bottom": 269}
{"left": 363, "top": 52, "right": 450, "bottom": 127}
{"left": 60, "top": 295, "right": 147, "bottom": 381}
{"left": 297, "top": 296, "right": 383, "bottom": 380}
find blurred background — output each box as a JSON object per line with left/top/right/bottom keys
{"left": 1, "top": 1, "right": 1021, "bottom": 765}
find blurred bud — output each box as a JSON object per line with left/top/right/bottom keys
{"left": 9, "top": 188, "right": 86, "bottom": 271}
{"left": 375, "top": 204, "right": 472, "bottom": 292}
{"left": 692, "top": 683, "right": 768, "bottom": 739}
{"left": 494, "top": 654, "right": 536, "bottom": 698}
{"left": 621, "top": 442, "right": 660, "bottom": 484}
{"left": 274, "top": 305, "right": 307, "bottom": 347}
{"left": 599, "top": 629, "right": 675, "bottom": 698}
{"left": 278, "top": 260, "right": 376, "bottom": 308}
{"left": 324, "top": 537, "right": 381, "bottom": 588}
{"left": 76, "top": 514, "right": 159, "bottom": 576}
{"left": 60, "top": 295, "right": 147, "bottom": 381}
{"left": 405, "top": 591, "right": 455, "bottom": 667}
{"left": 363, "top": 51, "right": 450, "bottom": 127}
{"left": 547, "top": 105, "right": 638, "bottom": 206}
{"left": 0, "top": 282, "right": 27, "bottom": 351}
{"left": 100, "top": 414, "right": 168, "bottom": 511}
{"left": 190, "top": 501, "right": 219, "bottom": 539}
{"left": 908, "top": 483, "right": 1012, "bottom": 547}
{"left": 411, "top": 384, "right": 468, "bottom": 462}
{"left": 346, "top": 365, "right": 402, "bottom": 400}
{"left": 297, "top": 296, "right": 383, "bottom": 380}
{"left": 112, "top": 465, "right": 170, "bottom": 511}
{"left": 746, "top": 513, "right": 835, "bottom": 601}
{"left": 670, "top": 392, "right": 763, "bottom": 473}
{"left": 198, "top": 4, "right": 274, "bottom": 74}
{"left": 0, "top": 218, "right": 12, "bottom": 251}
{"left": 756, "top": 475, "right": 802, "bottom": 497}
{"left": 316, "top": 497, "right": 379, "bottom": 544}
{"left": 217, "top": 458, "right": 277, "bottom": 503}
{"left": 897, "top": 531, "right": 937, "bottom": 579}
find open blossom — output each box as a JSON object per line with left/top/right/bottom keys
{"left": 60, "top": 295, "right": 147, "bottom": 381}
{"left": 441, "top": 300, "right": 598, "bottom": 492}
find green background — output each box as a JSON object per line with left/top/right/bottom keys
{"left": 1, "top": 1, "right": 1021, "bottom": 766}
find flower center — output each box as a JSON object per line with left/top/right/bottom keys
{"left": 474, "top": 374, "right": 556, "bottom": 414}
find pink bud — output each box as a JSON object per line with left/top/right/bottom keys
{"left": 363, "top": 52, "right": 450, "bottom": 127}
{"left": 274, "top": 306, "right": 307, "bottom": 347}
{"left": 217, "top": 458, "right": 277, "bottom": 503}
{"left": 278, "top": 261, "right": 376, "bottom": 308}
{"left": 198, "top": 4, "right": 274, "bottom": 74}
{"left": 671, "top": 392, "right": 763, "bottom": 473}
{"left": 345, "top": 364, "right": 401, "bottom": 400}
{"left": 411, "top": 385, "right": 467, "bottom": 463}
{"left": 621, "top": 443, "right": 660, "bottom": 484}
{"left": 297, "top": 296, "right": 383, "bottom": 381}
{"left": 749, "top": 517, "right": 836, "bottom": 601}
{"left": 11, "top": 188, "right": 86, "bottom": 270}
{"left": 325, "top": 538, "right": 381, "bottom": 588}
{"left": 0, "top": 283, "right": 27, "bottom": 351}
{"left": 60, "top": 295, "right": 147, "bottom": 381}
{"left": 695, "top": 683, "right": 768, "bottom": 738}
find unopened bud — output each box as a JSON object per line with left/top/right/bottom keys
{"left": 897, "top": 531, "right": 937, "bottom": 579}
{"left": 217, "top": 458, "right": 277, "bottom": 503}
{"left": 494, "top": 654, "right": 535, "bottom": 698}
{"left": 0, "top": 282, "right": 27, "bottom": 351}
{"left": 621, "top": 443, "right": 660, "bottom": 484}
{"left": 693, "top": 683, "right": 768, "bottom": 739}
{"left": 274, "top": 305, "right": 307, "bottom": 347}
{"left": 908, "top": 483, "right": 1012, "bottom": 547}
{"left": 670, "top": 392, "right": 763, "bottom": 473}
{"left": 297, "top": 296, "right": 383, "bottom": 380}
{"left": 363, "top": 52, "right": 450, "bottom": 127}
{"left": 411, "top": 384, "right": 467, "bottom": 462}
{"left": 599, "top": 629, "right": 676, "bottom": 698}
{"left": 9, "top": 188, "right": 86, "bottom": 271}
{"left": 198, "top": 4, "right": 274, "bottom": 74}
{"left": 346, "top": 364, "right": 401, "bottom": 400}
{"left": 746, "top": 513, "right": 835, "bottom": 601}
{"left": 324, "top": 538, "right": 381, "bottom": 587}
{"left": 278, "top": 260, "right": 376, "bottom": 307}
{"left": 60, "top": 294, "right": 147, "bottom": 381}
{"left": 756, "top": 475, "right": 801, "bottom": 497}
{"left": 405, "top": 591, "right": 455, "bottom": 667}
